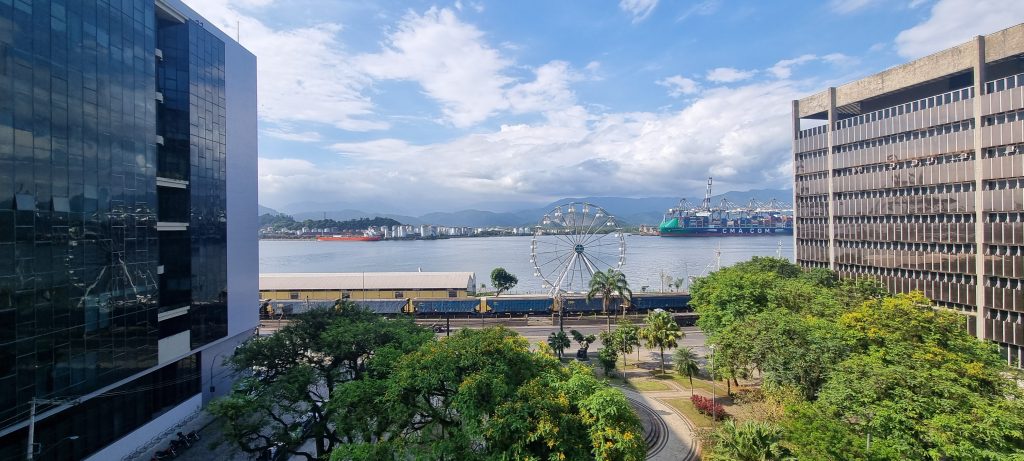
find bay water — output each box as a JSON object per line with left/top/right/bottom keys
{"left": 260, "top": 235, "right": 794, "bottom": 294}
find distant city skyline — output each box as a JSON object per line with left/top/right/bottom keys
{"left": 184, "top": 0, "right": 1024, "bottom": 212}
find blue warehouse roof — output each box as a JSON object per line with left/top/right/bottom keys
{"left": 413, "top": 298, "right": 480, "bottom": 314}
{"left": 487, "top": 298, "right": 552, "bottom": 313}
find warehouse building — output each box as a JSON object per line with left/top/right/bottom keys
{"left": 259, "top": 272, "right": 477, "bottom": 301}
{"left": 793, "top": 23, "right": 1024, "bottom": 368}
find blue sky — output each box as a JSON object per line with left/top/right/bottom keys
{"left": 183, "top": 0, "right": 1024, "bottom": 214}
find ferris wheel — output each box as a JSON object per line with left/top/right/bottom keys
{"left": 530, "top": 202, "right": 626, "bottom": 296}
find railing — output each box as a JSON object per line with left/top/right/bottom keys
{"left": 984, "top": 72, "right": 1024, "bottom": 94}
{"left": 796, "top": 124, "right": 827, "bottom": 139}
{"left": 834, "top": 86, "right": 974, "bottom": 131}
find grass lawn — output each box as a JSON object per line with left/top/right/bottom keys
{"left": 663, "top": 398, "right": 716, "bottom": 429}
{"left": 626, "top": 379, "right": 671, "bottom": 392}
{"left": 651, "top": 371, "right": 729, "bottom": 395}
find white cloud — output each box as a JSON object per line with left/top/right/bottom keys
{"left": 895, "top": 0, "right": 1024, "bottom": 59}
{"left": 182, "top": 0, "right": 385, "bottom": 133}
{"left": 768, "top": 54, "right": 818, "bottom": 79}
{"left": 619, "top": 0, "right": 659, "bottom": 23}
{"left": 263, "top": 128, "right": 322, "bottom": 142}
{"left": 261, "top": 78, "right": 807, "bottom": 210}
{"left": 829, "top": 0, "right": 880, "bottom": 14}
{"left": 706, "top": 67, "right": 756, "bottom": 83}
{"left": 657, "top": 75, "right": 700, "bottom": 97}
{"left": 356, "top": 8, "right": 512, "bottom": 128}
{"left": 678, "top": 0, "right": 721, "bottom": 22}
{"left": 356, "top": 8, "right": 582, "bottom": 128}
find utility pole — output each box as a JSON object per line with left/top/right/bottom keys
{"left": 709, "top": 345, "right": 717, "bottom": 426}
{"left": 557, "top": 293, "right": 564, "bottom": 332}
{"left": 27, "top": 398, "right": 36, "bottom": 461}
{"left": 27, "top": 397, "right": 75, "bottom": 460}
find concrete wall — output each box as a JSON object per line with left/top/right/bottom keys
{"left": 201, "top": 330, "right": 252, "bottom": 405}
{"left": 797, "top": 22, "right": 1024, "bottom": 118}
{"left": 84, "top": 394, "right": 201, "bottom": 461}
{"left": 224, "top": 31, "right": 260, "bottom": 338}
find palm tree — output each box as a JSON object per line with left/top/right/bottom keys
{"left": 547, "top": 331, "right": 570, "bottom": 359}
{"left": 673, "top": 347, "right": 700, "bottom": 394}
{"left": 708, "top": 420, "right": 790, "bottom": 461}
{"left": 639, "top": 310, "right": 684, "bottom": 374}
{"left": 586, "top": 269, "right": 633, "bottom": 333}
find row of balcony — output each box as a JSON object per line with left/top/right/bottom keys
{"left": 833, "top": 191, "right": 975, "bottom": 215}
{"left": 986, "top": 316, "right": 1024, "bottom": 347}
{"left": 795, "top": 72, "right": 1024, "bottom": 152}
{"left": 834, "top": 223, "right": 975, "bottom": 244}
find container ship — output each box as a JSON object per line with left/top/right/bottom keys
{"left": 658, "top": 178, "right": 793, "bottom": 237}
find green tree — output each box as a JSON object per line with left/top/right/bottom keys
{"left": 598, "top": 346, "right": 618, "bottom": 377}
{"left": 587, "top": 269, "right": 633, "bottom": 333}
{"left": 707, "top": 420, "right": 790, "bottom": 461}
{"left": 718, "top": 308, "right": 851, "bottom": 399}
{"left": 639, "top": 311, "right": 684, "bottom": 374}
{"left": 341, "top": 328, "right": 646, "bottom": 461}
{"left": 210, "top": 303, "right": 432, "bottom": 460}
{"left": 490, "top": 267, "right": 518, "bottom": 296}
{"left": 600, "top": 321, "right": 639, "bottom": 370}
{"left": 672, "top": 347, "right": 700, "bottom": 394}
{"left": 548, "top": 330, "right": 571, "bottom": 359}
{"left": 689, "top": 257, "right": 808, "bottom": 337}
{"left": 783, "top": 293, "right": 1024, "bottom": 460}
{"left": 488, "top": 362, "right": 645, "bottom": 461}
{"left": 618, "top": 321, "right": 642, "bottom": 366}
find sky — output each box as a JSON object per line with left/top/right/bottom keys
{"left": 181, "top": 0, "right": 1024, "bottom": 215}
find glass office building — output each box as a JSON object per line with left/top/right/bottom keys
{"left": 793, "top": 24, "right": 1024, "bottom": 369}
{"left": 0, "top": 1, "right": 258, "bottom": 459}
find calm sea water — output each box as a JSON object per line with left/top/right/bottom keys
{"left": 259, "top": 235, "right": 794, "bottom": 294}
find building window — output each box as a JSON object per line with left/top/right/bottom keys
{"left": 341, "top": 292, "right": 350, "bottom": 299}
{"left": 394, "top": 291, "right": 404, "bottom": 299}
{"left": 448, "top": 290, "right": 458, "bottom": 298}
{"left": 290, "top": 292, "right": 299, "bottom": 300}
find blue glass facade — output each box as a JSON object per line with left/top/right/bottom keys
{"left": 0, "top": 1, "right": 233, "bottom": 458}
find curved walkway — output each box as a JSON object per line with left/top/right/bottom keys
{"left": 614, "top": 385, "right": 700, "bottom": 461}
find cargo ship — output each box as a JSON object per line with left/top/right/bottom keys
{"left": 315, "top": 234, "right": 382, "bottom": 242}
{"left": 659, "top": 178, "right": 793, "bottom": 237}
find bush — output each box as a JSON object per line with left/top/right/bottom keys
{"left": 598, "top": 347, "right": 617, "bottom": 377}
{"left": 732, "top": 387, "right": 764, "bottom": 405}
{"left": 691, "top": 395, "right": 726, "bottom": 420}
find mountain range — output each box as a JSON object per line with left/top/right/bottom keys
{"left": 259, "top": 188, "right": 792, "bottom": 227}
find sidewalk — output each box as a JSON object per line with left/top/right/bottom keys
{"left": 617, "top": 387, "right": 700, "bottom": 461}
{"left": 133, "top": 411, "right": 250, "bottom": 461}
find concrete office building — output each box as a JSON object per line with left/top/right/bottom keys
{"left": 793, "top": 24, "right": 1024, "bottom": 368}
{"left": 0, "top": 1, "right": 258, "bottom": 459}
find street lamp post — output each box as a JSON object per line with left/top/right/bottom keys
{"left": 27, "top": 398, "right": 78, "bottom": 461}
{"left": 708, "top": 344, "right": 716, "bottom": 426}
{"left": 209, "top": 351, "right": 228, "bottom": 394}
